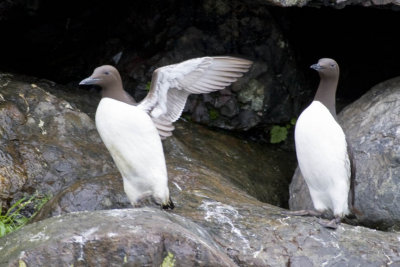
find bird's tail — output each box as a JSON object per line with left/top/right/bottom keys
{"left": 162, "top": 197, "right": 175, "bottom": 210}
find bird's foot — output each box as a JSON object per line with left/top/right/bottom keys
{"left": 133, "top": 194, "right": 175, "bottom": 210}
{"left": 162, "top": 196, "right": 175, "bottom": 210}
{"left": 318, "top": 216, "right": 341, "bottom": 229}
{"left": 282, "top": 209, "right": 322, "bottom": 217}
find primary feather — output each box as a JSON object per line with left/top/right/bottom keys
{"left": 138, "top": 56, "right": 252, "bottom": 138}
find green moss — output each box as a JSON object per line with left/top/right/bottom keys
{"left": 161, "top": 252, "right": 176, "bottom": 267}
{"left": 270, "top": 125, "right": 288, "bottom": 144}
{"left": 209, "top": 108, "right": 219, "bottom": 120}
{"left": 270, "top": 118, "right": 297, "bottom": 144}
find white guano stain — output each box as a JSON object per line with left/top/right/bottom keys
{"left": 253, "top": 245, "right": 263, "bottom": 258}
{"left": 70, "top": 227, "right": 99, "bottom": 261}
{"left": 173, "top": 182, "right": 182, "bottom": 191}
{"left": 200, "top": 200, "right": 250, "bottom": 250}
{"left": 38, "top": 119, "right": 47, "bottom": 135}
{"left": 29, "top": 231, "right": 50, "bottom": 242}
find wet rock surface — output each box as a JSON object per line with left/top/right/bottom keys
{"left": 165, "top": 121, "right": 296, "bottom": 207}
{"left": 290, "top": 76, "right": 400, "bottom": 231}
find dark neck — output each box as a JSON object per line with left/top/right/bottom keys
{"left": 101, "top": 84, "right": 136, "bottom": 105}
{"left": 314, "top": 76, "right": 338, "bottom": 117}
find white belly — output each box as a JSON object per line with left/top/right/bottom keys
{"left": 95, "top": 97, "right": 169, "bottom": 206}
{"left": 295, "top": 101, "right": 350, "bottom": 217}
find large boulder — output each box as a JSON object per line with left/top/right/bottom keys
{"left": 2, "top": 196, "right": 400, "bottom": 266}
{"left": 0, "top": 73, "right": 116, "bottom": 210}
{"left": 31, "top": 174, "right": 130, "bottom": 221}
{"left": 289, "top": 76, "right": 400, "bottom": 231}
{"left": 1, "top": 209, "right": 236, "bottom": 267}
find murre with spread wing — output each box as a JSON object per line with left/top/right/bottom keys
{"left": 79, "top": 56, "right": 252, "bottom": 209}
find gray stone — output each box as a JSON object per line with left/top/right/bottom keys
{"left": 32, "top": 174, "right": 130, "bottom": 222}
{"left": 0, "top": 209, "right": 236, "bottom": 267}
{"left": 289, "top": 76, "right": 400, "bottom": 230}
{"left": 0, "top": 73, "right": 116, "bottom": 210}
{"left": 304, "top": 0, "right": 400, "bottom": 9}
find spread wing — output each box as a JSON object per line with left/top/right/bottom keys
{"left": 137, "top": 56, "right": 252, "bottom": 138}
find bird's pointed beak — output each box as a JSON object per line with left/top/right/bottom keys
{"left": 79, "top": 77, "right": 100, "bottom": 86}
{"left": 310, "top": 63, "right": 323, "bottom": 71}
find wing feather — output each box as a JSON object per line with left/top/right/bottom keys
{"left": 138, "top": 56, "right": 252, "bottom": 137}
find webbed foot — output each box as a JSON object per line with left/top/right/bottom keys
{"left": 282, "top": 209, "right": 322, "bottom": 217}
{"left": 318, "top": 216, "right": 341, "bottom": 229}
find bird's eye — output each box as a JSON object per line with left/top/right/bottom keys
{"left": 104, "top": 71, "right": 110, "bottom": 75}
{"left": 330, "top": 64, "right": 335, "bottom": 68}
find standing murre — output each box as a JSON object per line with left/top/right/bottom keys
{"left": 79, "top": 56, "right": 253, "bottom": 209}
{"left": 289, "top": 58, "right": 355, "bottom": 229}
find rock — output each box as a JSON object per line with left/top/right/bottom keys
{"left": 31, "top": 174, "right": 130, "bottom": 222}
{"left": 289, "top": 76, "right": 400, "bottom": 230}
{"left": 305, "top": 0, "right": 400, "bottom": 8}
{"left": 2, "top": 195, "right": 400, "bottom": 266}
{"left": 0, "top": 209, "right": 236, "bottom": 267}
{"left": 0, "top": 73, "right": 116, "bottom": 210}
{"left": 165, "top": 121, "right": 296, "bottom": 207}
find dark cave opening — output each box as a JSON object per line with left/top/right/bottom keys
{"left": 271, "top": 6, "right": 400, "bottom": 106}
{"left": 0, "top": 3, "right": 399, "bottom": 89}
{"left": 1, "top": 3, "right": 399, "bottom": 106}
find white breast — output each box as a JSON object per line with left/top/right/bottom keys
{"left": 295, "top": 101, "right": 350, "bottom": 217}
{"left": 95, "top": 97, "right": 169, "bottom": 205}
